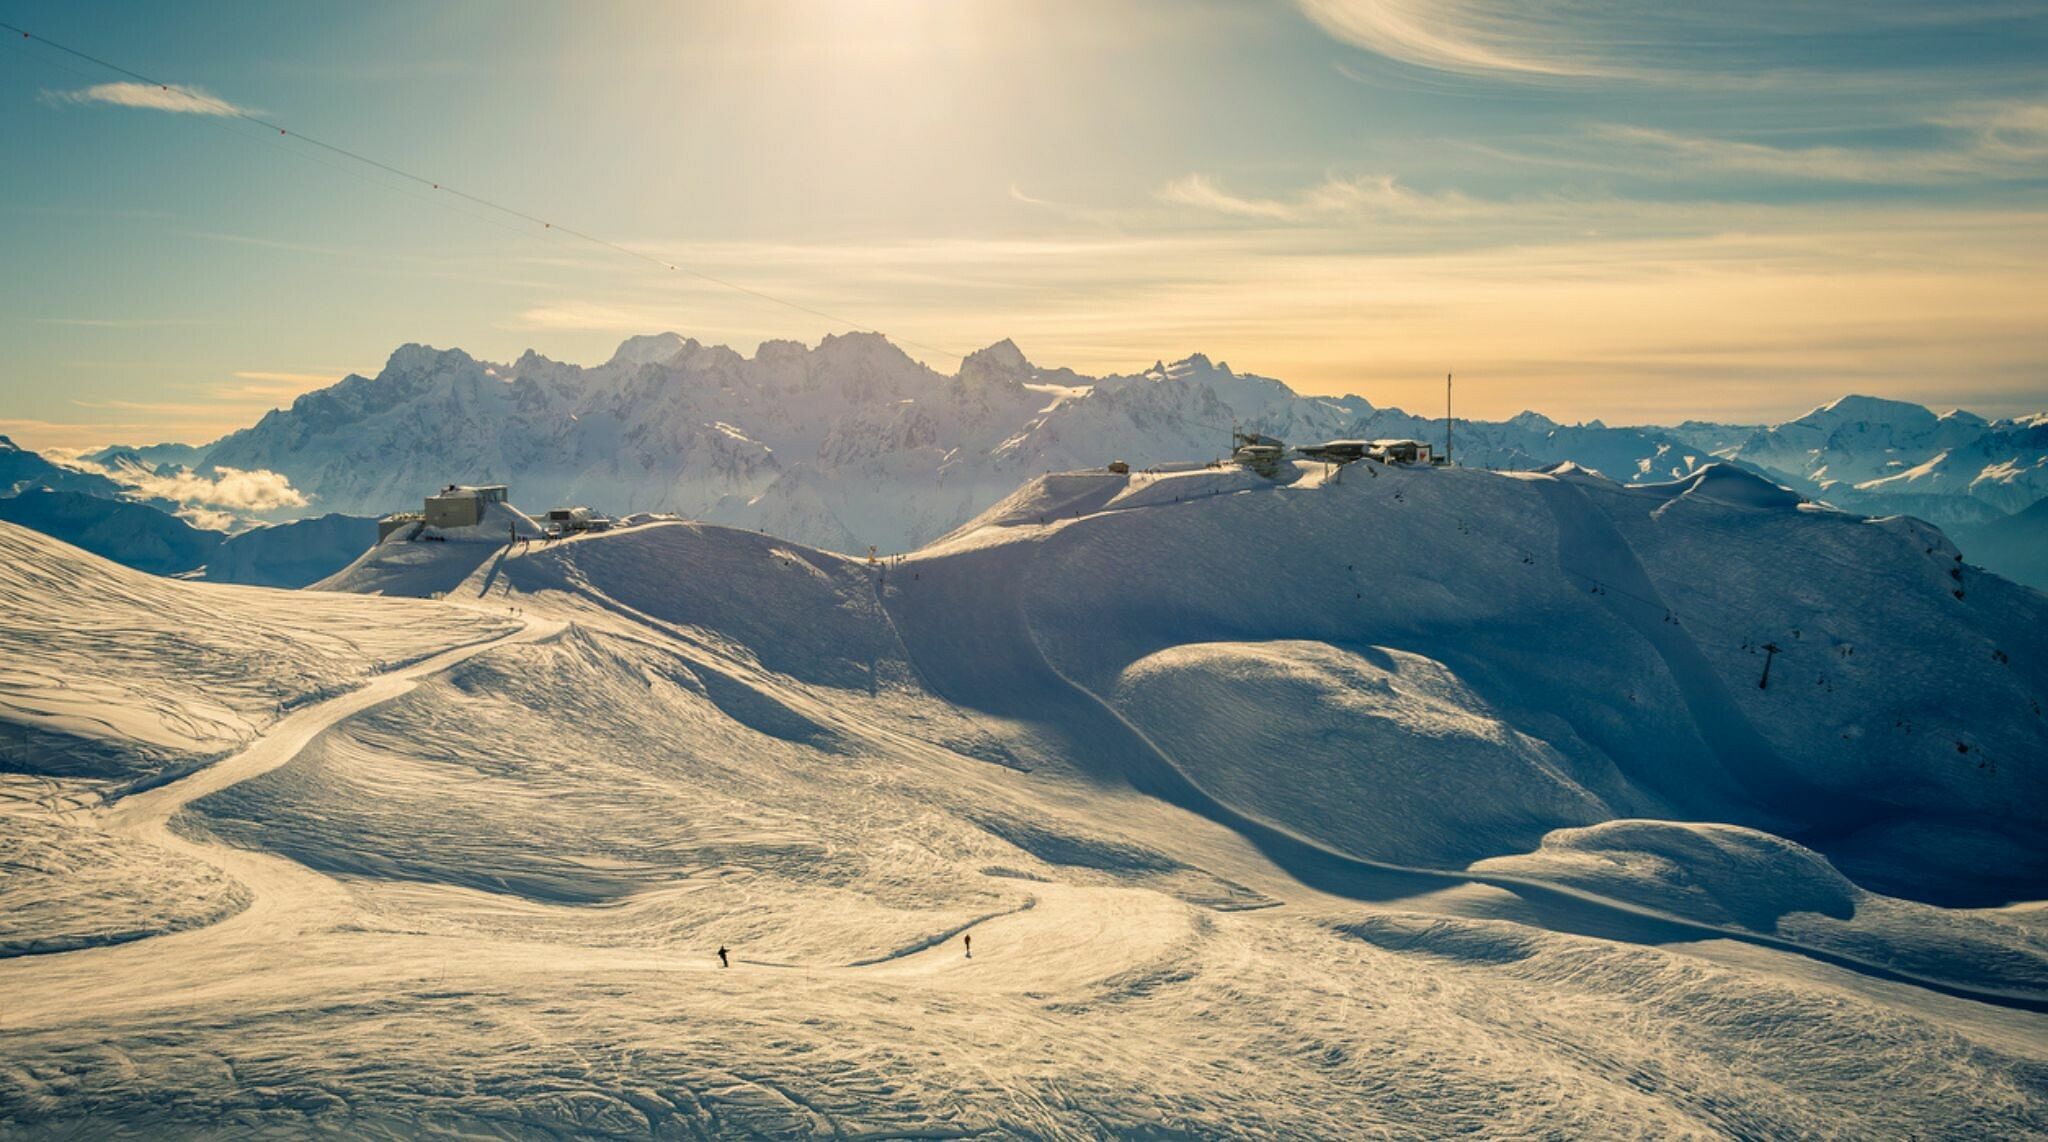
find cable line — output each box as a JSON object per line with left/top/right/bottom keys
{"left": 3, "top": 19, "right": 968, "bottom": 364}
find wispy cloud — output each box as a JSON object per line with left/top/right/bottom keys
{"left": 65, "top": 451, "right": 308, "bottom": 513}
{"left": 231, "top": 370, "right": 341, "bottom": 385}
{"left": 1297, "top": 0, "right": 2036, "bottom": 83}
{"left": 69, "top": 398, "right": 208, "bottom": 415}
{"left": 1298, "top": 0, "right": 1593, "bottom": 79}
{"left": 43, "top": 81, "right": 250, "bottom": 116}
{"left": 0, "top": 417, "right": 156, "bottom": 440}
{"left": 34, "top": 316, "right": 215, "bottom": 328}
{"left": 218, "top": 371, "right": 345, "bottom": 401}
{"left": 1007, "top": 184, "right": 1054, "bottom": 208}
{"left": 490, "top": 199, "right": 2048, "bottom": 421}
{"left": 1155, "top": 173, "right": 1473, "bottom": 223}
{"left": 134, "top": 464, "right": 307, "bottom": 513}
{"left": 508, "top": 301, "right": 681, "bottom": 333}
{"left": 174, "top": 506, "right": 238, "bottom": 531}
{"left": 1156, "top": 174, "right": 1300, "bottom": 220}
{"left": 1596, "top": 102, "right": 2048, "bottom": 183}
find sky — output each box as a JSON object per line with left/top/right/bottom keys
{"left": 1, "top": 0, "right": 2044, "bottom": 449}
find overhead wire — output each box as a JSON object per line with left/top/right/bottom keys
{"left": 1, "top": 19, "right": 969, "bottom": 364}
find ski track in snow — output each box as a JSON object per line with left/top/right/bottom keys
{"left": 890, "top": 521, "right": 2048, "bottom": 1014}
{"left": 1, "top": 614, "right": 563, "bottom": 996}
{"left": 2, "top": 456, "right": 2046, "bottom": 1136}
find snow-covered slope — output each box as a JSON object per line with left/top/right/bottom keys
{"left": 917, "top": 460, "right": 2047, "bottom": 903}
{"left": 0, "top": 521, "right": 514, "bottom": 782}
{"left": 0, "top": 436, "right": 252, "bottom": 576}
{"left": 313, "top": 496, "right": 543, "bottom": 597}
{"left": 201, "top": 513, "right": 380, "bottom": 589}
{"left": 0, "top": 488, "right": 221, "bottom": 577}
{"left": 3, "top": 462, "right": 2045, "bottom": 1135}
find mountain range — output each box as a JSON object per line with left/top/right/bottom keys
{"left": 18, "top": 332, "right": 2048, "bottom": 585}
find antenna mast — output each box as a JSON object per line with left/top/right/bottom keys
{"left": 1446, "top": 371, "right": 1453, "bottom": 466}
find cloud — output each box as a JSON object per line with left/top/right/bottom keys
{"left": 0, "top": 417, "right": 156, "bottom": 441}
{"left": 488, "top": 199, "right": 2048, "bottom": 421}
{"left": 1297, "top": 0, "right": 1587, "bottom": 79}
{"left": 1593, "top": 126, "right": 1971, "bottom": 182}
{"left": 104, "top": 462, "right": 308, "bottom": 514}
{"left": 174, "top": 506, "right": 239, "bottom": 532}
{"left": 1296, "top": 0, "right": 2034, "bottom": 83}
{"left": 1937, "top": 100, "right": 2048, "bottom": 165}
{"left": 43, "top": 82, "right": 249, "bottom": 116}
{"left": 1155, "top": 172, "right": 1474, "bottom": 223}
{"left": 34, "top": 316, "right": 216, "bottom": 328}
{"left": 58, "top": 448, "right": 308, "bottom": 514}
{"left": 1156, "top": 174, "right": 1300, "bottom": 220}
{"left": 231, "top": 370, "right": 341, "bottom": 385}
{"left": 71, "top": 398, "right": 230, "bottom": 415}
{"left": 1008, "top": 184, "right": 1053, "bottom": 208}
{"left": 508, "top": 301, "right": 677, "bottom": 333}
{"left": 1595, "top": 101, "right": 2048, "bottom": 183}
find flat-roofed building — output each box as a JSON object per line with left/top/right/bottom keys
{"left": 423, "top": 484, "right": 509, "bottom": 529}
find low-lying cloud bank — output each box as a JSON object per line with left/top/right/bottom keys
{"left": 53, "top": 452, "right": 309, "bottom": 523}
{"left": 130, "top": 464, "right": 308, "bottom": 514}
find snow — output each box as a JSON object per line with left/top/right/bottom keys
{"left": 202, "top": 512, "right": 379, "bottom": 588}
{"left": 1112, "top": 640, "right": 1622, "bottom": 867}
{"left": 1474, "top": 820, "right": 2048, "bottom": 999}
{"left": 1, "top": 454, "right": 2045, "bottom": 1135}
{"left": 315, "top": 499, "right": 544, "bottom": 596}
{"left": 0, "top": 521, "right": 516, "bottom": 782}
{"left": 0, "top": 777, "right": 249, "bottom": 956}
{"left": 171, "top": 332, "right": 2047, "bottom": 562}
{"left": 0, "top": 487, "right": 221, "bottom": 576}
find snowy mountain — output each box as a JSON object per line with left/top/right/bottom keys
{"left": 180, "top": 335, "right": 2048, "bottom": 561}
{"left": 1725, "top": 394, "right": 2048, "bottom": 523}
{"left": 1, "top": 434, "right": 128, "bottom": 500}
{"left": 0, "top": 488, "right": 220, "bottom": 576}
{"left": 3, "top": 454, "right": 2044, "bottom": 1134}
{"left": 15, "top": 339, "right": 2047, "bottom": 597}
{"left": 201, "top": 513, "right": 380, "bottom": 589}
{"left": 181, "top": 335, "right": 1745, "bottom": 553}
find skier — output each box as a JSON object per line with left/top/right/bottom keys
{"left": 717, "top": 945, "right": 729, "bottom": 968}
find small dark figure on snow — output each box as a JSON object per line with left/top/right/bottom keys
{"left": 963, "top": 933, "right": 972, "bottom": 958}
{"left": 717, "top": 945, "right": 729, "bottom": 968}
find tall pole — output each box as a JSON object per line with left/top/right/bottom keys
{"left": 1445, "top": 371, "right": 1453, "bottom": 466}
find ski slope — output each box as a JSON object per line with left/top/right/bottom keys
{"left": 1, "top": 462, "right": 2044, "bottom": 1136}
{"left": 0, "top": 522, "right": 515, "bottom": 782}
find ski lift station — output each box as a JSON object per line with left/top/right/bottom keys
{"left": 545, "top": 506, "right": 614, "bottom": 535}
{"left": 425, "top": 484, "right": 510, "bottom": 529}
{"left": 1370, "top": 439, "right": 1438, "bottom": 465}
{"left": 1230, "top": 431, "right": 1287, "bottom": 477}
{"left": 377, "top": 484, "right": 521, "bottom": 541}
{"left": 1296, "top": 440, "right": 1373, "bottom": 464}
{"left": 375, "top": 483, "right": 631, "bottom": 545}
{"left": 1296, "top": 439, "right": 1439, "bottom": 466}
